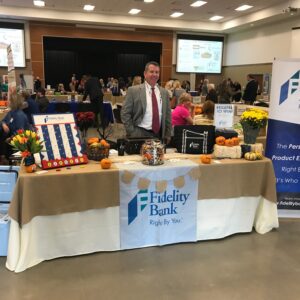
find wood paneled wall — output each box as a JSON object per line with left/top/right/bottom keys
{"left": 29, "top": 22, "right": 173, "bottom": 85}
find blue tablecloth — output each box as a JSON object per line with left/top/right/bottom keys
{"left": 46, "top": 101, "right": 114, "bottom": 123}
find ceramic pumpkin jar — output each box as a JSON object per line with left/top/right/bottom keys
{"left": 224, "top": 138, "right": 235, "bottom": 147}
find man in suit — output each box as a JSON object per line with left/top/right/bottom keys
{"left": 121, "top": 61, "right": 172, "bottom": 143}
{"left": 243, "top": 74, "right": 258, "bottom": 104}
{"left": 83, "top": 75, "right": 104, "bottom": 128}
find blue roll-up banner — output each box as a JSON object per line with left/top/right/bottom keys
{"left": 266, "top": 59, "right": 300, "bottom": 218}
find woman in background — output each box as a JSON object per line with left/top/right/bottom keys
{"left": 172, "top": 93, "right": 194, "bottom": 126}
{"left": 206, "top": 83, "right": 218, "bottom": 103}
{"left": 0, "top": 94, "right": 30, "bottom": 164}
{"left": 193, "top": 100, "right": 215, "bottom": 125}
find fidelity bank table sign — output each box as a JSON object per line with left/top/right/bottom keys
{"left": 117, "top": 160, "right": 198, "bottom": 249}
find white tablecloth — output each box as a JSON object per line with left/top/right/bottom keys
{"left": 6, "top": 196, "right": 278, "bottom": 273}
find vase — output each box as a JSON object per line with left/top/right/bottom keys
{"left": 242, "top": 123, "right": 260, "bottom": 144}
{"left": 24, "top": 155, "right": 36, "bottom": 173}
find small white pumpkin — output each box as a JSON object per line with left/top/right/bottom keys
{"left": 244, "top": 152, "right": 257, "bottom": 161}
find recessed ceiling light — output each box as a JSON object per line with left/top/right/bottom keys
{"left": 209, "top": 15, "right": 223, "bottom": 21}
{"left": 144, "top": 0, "right": 154, "bottom": 3}
{"left": 33, "top": 0, "right": 45, "bottom": 7}
{"left": 235, "top": 5, "right": 253, "bottom": 11}
{"left": 170, "top": 12, "right": 184, "bottom": 18}
{"left": 129, "top": 9, "right": 141, "bottom": 15}
{"left": 83, "top": 4, "right": 95, "bottom": 11}
{"left": 190, "top": 1, "right": 207, "bottom": 8}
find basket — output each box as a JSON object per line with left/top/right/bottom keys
{"left": 86, "top": 145, "right": 110, "bottom": 161}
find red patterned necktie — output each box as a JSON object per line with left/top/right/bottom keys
{"left": 151, "top": 87, "right": 160, "bottom": 134}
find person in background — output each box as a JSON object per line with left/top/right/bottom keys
{"left": 218, "top": 79, "right": 232, "bottom": 103}
{"left": 243, "top": 74, "right": 258, "bottom": 104}
{"left": 56, "top": 83, "right": 67, "bottom": 94}
{"left": 34, "top": 76, "right": 42, "bottom": 92}
{"left": 22, "top": 91, "right": 39, "bottom": 125}
{"left": 69, "top": 76, "right": 78, "bottom": 93}
{"left": 164, "top": 80, "right": 174, "bottom": 100}
{"left": 206, "top": 83, "right": 218, "bottom": 103}
{"left": 201, "top": 79, "right": 209, "bottom": 96}
{"left": 232, "top": 81, "right": 242, "bottom": 102}
{"left": 121, "top": 61, "right": 171, "bottom": 143}
{"left": 1, "top": 76, "right": 8, "bottom": 100}
{"left": 83, "top": 74, "right": 104, "bottom": 128}
{"left": 110, "top": 79, "right": 120, "bottom": 96}
{"left": 19, "top": 73, "right": 27, "bottom": 92}
{"left": 171, "top": 93, "right": 194, "bottom": 126}
{"left": 182, "top": 80, "right": 190, "bottom": 92}
{"left": 0, "top": 94, "right": 30, "bottom": 164}
{"left": 193, "top": 100, "right": 215, "bottom": 125}
{"left": 132, "top": 76, "right": 142, "bottom": 86}
{"left": 172, "top": 80, "right": 185, "bottom": 108}
{"left": 36, "top": 88, "right": 49, "bottom": 113}
{"left": 77, "top": 76, "right": 87, "bottom": 94}
{"left": 99, "top": 78, "right": 105, "bottom": 91}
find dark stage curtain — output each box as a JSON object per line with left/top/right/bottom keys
{"left": 43, "top": 37, "right": 161, "bottom": 88}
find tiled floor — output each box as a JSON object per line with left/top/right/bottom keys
{"left": 0, "top": 218, "right": 299, "bottom": 300}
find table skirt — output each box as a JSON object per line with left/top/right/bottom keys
{"left": 6, "top": 196, "right": 278, "bottom": 273}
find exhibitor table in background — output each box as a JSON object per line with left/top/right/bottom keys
{"left": 6, "top": 156, "right": 278, "bottom": 272}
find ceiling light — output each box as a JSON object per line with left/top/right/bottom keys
{"left": 190, "top": 1, "right": 207, "bottom": 8}
{"left": 235, "top": 5, "right": 253, "bottom": 11}
{"left": 129, "top": 9, "right": 141, "bottom": 15}
{"left": 83, "top": 4, "right": 95, "bottom": 11}
{"left": 170, "top": 12, "right": 184, "bottom": 18}
{"left": 209, "top": 15, "right": 223, "bottom": 21}
{"left": 33, "top": 0, "right": 45, "bottom": 7}
{"left": 144, "top": 0, "right": 154, "bottom": 3}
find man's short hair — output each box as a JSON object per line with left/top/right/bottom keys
{"left": 145, "top": 61, "right": 160, "bottom": 72}
{"left": 37, "top": 88, "right": 46, "bottom": 96}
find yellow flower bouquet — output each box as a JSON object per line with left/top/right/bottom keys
{"left": 240, "top": 108, "right": 268, "bottom": 129}
{"left": 9, "top": 129, "right": 44, "bottom": 158}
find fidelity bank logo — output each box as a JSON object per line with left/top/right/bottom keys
{"left": 128, "top": 189, "right": 148, "bottom": 225}
{"left": 279, "top": 70, "right": 300, "bottom": 105}
{"left": 127, "top": 189, "right": 190, "bottom": 225}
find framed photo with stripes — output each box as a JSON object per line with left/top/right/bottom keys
{"left": 33, "top": 113, "right": 88, "bottom": 169}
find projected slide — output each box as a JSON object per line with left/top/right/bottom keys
{"left": 0, "top": 28, "right": 25, "bottom": 67}
{"left": 177, "top": 39, "right": 223, "bottom": 73}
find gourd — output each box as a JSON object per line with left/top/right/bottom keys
{"left": 244, "top": 152, "right": 257, "bottom": 161}
{"left": 215, "top": 136, "right": 226, "bottom": 146}
{"left": 255, "top": 152, "right": 263, "bottom": 160}
{"left": 200, "top": 154, "right": 212, "bottom": 164}
{"left": 100, "top": 158, "right": 112, "bottom": 169}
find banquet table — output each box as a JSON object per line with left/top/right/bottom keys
{"left": 6, "top": 155, "right": 278, "bottom": 272}
{"left": 46, "top": 101, "right": 114, "bottom": 123}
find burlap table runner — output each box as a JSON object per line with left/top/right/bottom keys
{"left": 9, "top": 157, "right": 276, "bottom": 226}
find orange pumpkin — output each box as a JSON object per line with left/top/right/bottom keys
{"left": 194, "top": 105, "right": 203, "bottom": 115}
{"left": 25, "top": 164, "right": 37, "bottom": 173}
{"left": 100, "top": 158, "right": 112, "bottom": 169}
{"left": 100, "top": 139, "right": 110, "bottom": 147}
{"left": 200, "top": 154, "right": 212, "bottom": 164}
{"left": 88, "top": 137, "right": 99, "bottom": 145}
{"left": 224, "top": 139, "right": 234, "bottom": 147}
{"left": 231, "top": 137, "right": 240, "bottom": 146}
{"left": 215, "top": 136, "right": 226, "bottom": 146}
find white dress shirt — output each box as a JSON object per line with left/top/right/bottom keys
{"left": 138, "top": 81, "right": 162, "bottom": 130}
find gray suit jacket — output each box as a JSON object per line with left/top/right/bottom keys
{"left": 121, "top": 83, "right": 171, "bottom": 140}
